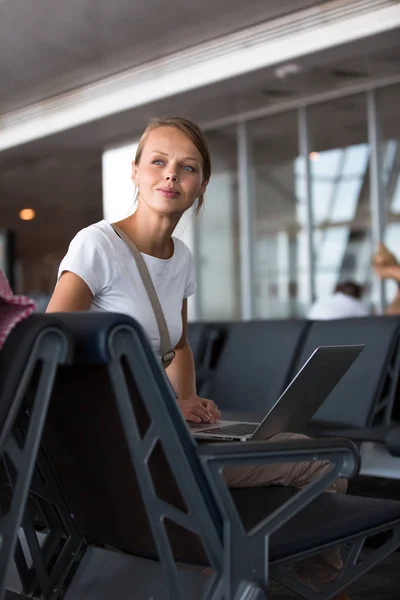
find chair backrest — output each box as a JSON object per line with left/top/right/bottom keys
{"left": 294, "top": 316, "right": 400, "bottom": 428}
{"left": 0, "top": 315, "right": 72, "bottom": 599}
{"left": 187, "top": 322, "right": 208, "bottom": 367}
{"left": 188, "top": 322, "right": 225, "bottom": 396}
{"left": 0, "top": 315, "right": 70, "bottom": 426}
{"left": 202, "top": 320, "right": 310, "bottom": 413}
{"left": 41, "top": 313, "right": 222, "bottom": 565}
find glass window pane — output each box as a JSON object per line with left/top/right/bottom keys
{"left": 331, "top": 179, "right": 362, "bottom": 223}
{"left": 379, "top": 83, "right": 400, "bottom": 308}
{"left": 310, "top": 148, "right": 342, "bottom": 178}
{"left": 248, "top": 111, "right": 306, "bottom": 318}
{"left": 294, "top": 166, "right": 307, "bottom": 226}
{"left": 312, "top": 180, "right": 334, "bottom": 224}
{"left": 341, "top": 144, "right": 369, "bottom": 177}
{"left": 309, "top": 94, "right": 372, "bottom": 310}
{"left": 315, "top": 227, "right": 349, "bottom": 298}
{"left": 392, "top": 177, "right": 400, "bottom": 214}
{"left": 379, "top": 83, "right": 400, "bottom": 219}
{"left": 382, "top": 140, "right": 397, "bottom": 187}
{"left": 316, "top": 227, "right": 349, "bottom": 269}
{"left": 196, "top": 127, "right": 240, "bottom": 320}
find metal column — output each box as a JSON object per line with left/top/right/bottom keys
{"left": 298, "top": 107, "right": 316, "bottom": 307}
{"left": 237, "top": 122, "right": 255, "bottom": 320}
{"left": 367, "top": 89, "right": 386, "bottom": 314}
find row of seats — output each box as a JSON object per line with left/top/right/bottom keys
{"left": 188, "top": 316, "right": 400, "bottom": 438}
{"left": 1, "top": 312, "right": 400, "bottom": 600}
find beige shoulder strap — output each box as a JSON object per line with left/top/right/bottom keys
{"left": 112, "top": 224, "right": 175, "bottom": 368}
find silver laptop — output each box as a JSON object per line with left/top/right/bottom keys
{"left": 192, "top": 345, "right": 364, "bottom": 442}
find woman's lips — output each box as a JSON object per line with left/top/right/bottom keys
{"left": 157, "top": 188, "right": 179, "bottom": 198}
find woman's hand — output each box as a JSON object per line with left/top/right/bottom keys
{"left": 178, "top": 395, "right": 221, "bottom": 424}
{"left": 373, "top": 264, "right": 400, "bottom": 282}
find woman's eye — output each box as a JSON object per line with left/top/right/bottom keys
{"left": 152, "top": 159, "right": 164, "bottom": 166}
{"left": 182, "top": 165, "right": 195, "bottom": 172}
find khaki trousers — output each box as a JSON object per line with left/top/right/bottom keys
{"left": 224, "top": 432, "right": 348, "bottom": 592}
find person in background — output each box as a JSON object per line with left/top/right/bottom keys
{"left": 0, "top": 269, "right": 36, "bottom": 350}
{"left": 372, "top": 242, "right": 400, "bottom": 315}
{"left": 308, "top": 280, "right": 369, "bottom": 320}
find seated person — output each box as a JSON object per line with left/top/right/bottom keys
{"left": 372, "top": 243, "right": 400, "bottom": 315}
{"left": 0, "top": 269, "right": 36, "bottom": 349}
{"left": 46, "top": 116, "right": 349, "bottom": 599}
{"left": 308, "top": 281, "right": 369, "bottom": 320}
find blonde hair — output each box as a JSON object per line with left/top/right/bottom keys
{"left": 134, "top": 116, "right": 211, "bottom": 214}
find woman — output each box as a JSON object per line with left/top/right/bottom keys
{"left": 47, "top": 116, "right": 349, "bottom": 599}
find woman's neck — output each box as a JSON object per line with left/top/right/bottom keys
{"left": 116, "top": 208, "right": 179, "bottom": 259}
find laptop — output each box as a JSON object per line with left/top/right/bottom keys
{"left": 192, "top": 345, "right": 364, "bottom": 442}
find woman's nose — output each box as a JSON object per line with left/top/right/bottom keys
{"left": 165, "top": 170, "right": 178, "bottom": 182}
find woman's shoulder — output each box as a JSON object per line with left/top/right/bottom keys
{"left": 59, "top": 220, "right": 117, "bottom": 293}
{"left": 171, "top": 237, "right": 193, "bottom": 263}
{"left": 71, "top": 220, "right": 115, "bottom": 250}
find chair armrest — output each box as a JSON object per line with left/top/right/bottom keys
{"left": 196, "top": 437, "right": 361, "bottom": 567}
{"left": 312, "top": 425, "right": 391, "bottom": 446}
{"left": 314, "top": 425, "right": 400, "bottom": 459}
{"left": 386, "top": 429, "right": 400, "bottom": 457}
{"left": 198, "top": 437, "right": 360, "bottom": 479}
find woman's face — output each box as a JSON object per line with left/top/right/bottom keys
{"left": 132, "top": 126, "right": 208, "bottom": 217}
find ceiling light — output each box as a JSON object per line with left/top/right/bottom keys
{"left": 309, "top": 152, "right": 320, "bottom": 161}
{"left": 274, "top": 63, "right": 302, "bottom": 79}
{"left": 19, "top": 208, "right": 36, "bottom": 221}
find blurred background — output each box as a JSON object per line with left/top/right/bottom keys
{"left": 1, "top": 0, "right": 400, "bottom": 319}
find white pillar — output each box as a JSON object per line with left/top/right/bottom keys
{"left": 102, "top": 142, "right": 139, "bottom": 222}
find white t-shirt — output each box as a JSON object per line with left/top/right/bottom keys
{"left": 58, "top": 220, "right": 196, "bottom": 357}
{"left": 307, "top": 292, "right": 369, "bottom": 320}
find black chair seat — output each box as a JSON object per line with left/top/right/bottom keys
{"left": 231, "top": 486, "right": 400, "bottom": 562}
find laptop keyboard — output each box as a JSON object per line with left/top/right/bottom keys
{"left": 199, "top": 423, "right": 258, "bottom": 436}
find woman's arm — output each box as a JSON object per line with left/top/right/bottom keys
{"left": 166, "top": 300, "right": 220, "bottom": 423}
{"left": 46, "top": 272, "right": 93, "bottom": 312}
{"left": 386, "top": 291, "right": 400, "bottom": 315}
{"left": 373, "top": 264, "right": 400, "bottom": 316}
{"left": 166, "top": 320, "right": 196, "bottom": 402}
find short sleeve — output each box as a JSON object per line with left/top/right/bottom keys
{"left": 184, "top": 251, "right": 197, "bottom": 298}
{"left": 58, "top": 227, "right": 114, "bottom": 296}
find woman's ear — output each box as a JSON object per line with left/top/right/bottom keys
{"left": 198, "top": 178, "right": 209, "bottom": 198}
{"left": 131, "top": 160, "right": 138, "bottom": 185}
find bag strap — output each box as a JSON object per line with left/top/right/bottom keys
{"left": 112, "top": 224, "right": 175, "bottom": 368}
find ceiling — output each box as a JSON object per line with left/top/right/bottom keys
{"left": 1, "top": 2, "right": 400, "bottom": 279}
{"left": 0, "top": 0, "right": 326, "bottom": 113}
